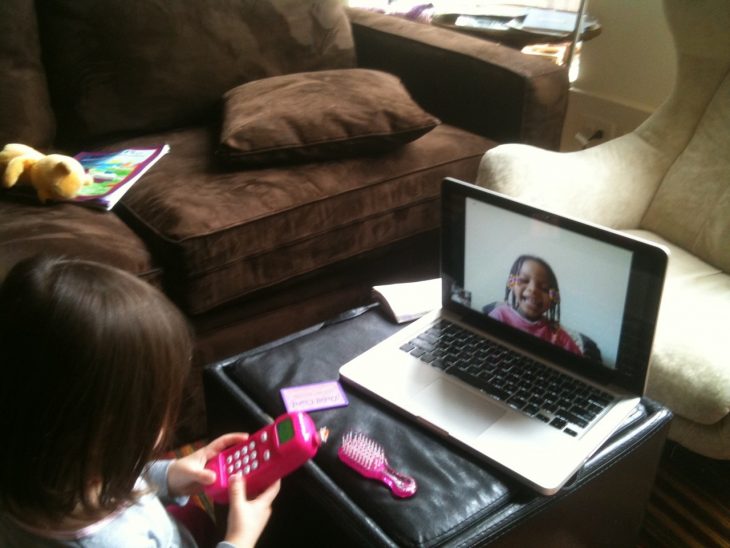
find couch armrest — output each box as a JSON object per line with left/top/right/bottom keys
{"left": 346, "top": 8, "right": 569, "bottom": 150}
{"left": 475, "top": 132, "right": 672, "bottom": 228}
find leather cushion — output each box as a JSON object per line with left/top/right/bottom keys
{"left": 223, "top": 308, "right": 514, "bottom": 547}
{"left": 206, "top": 307, "right": 671, "bottom": 547}
{"left": 36, "top": 0, "right": 355, "bottom": 145}
{"left": 0, "top": 0, "right": 55, "bottom": 148}
{"left": 218, "top": 69, "right": 439, "bottom": 166}
{"left": 109, "top": 123, "right": 494, "bottom": 315}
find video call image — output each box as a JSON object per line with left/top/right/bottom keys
{"left": 456, "top": 198, "right": 633, "bottom": 369}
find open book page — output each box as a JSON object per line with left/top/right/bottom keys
{"left": 372, "top": 278, "right": 442, "bottom": 323}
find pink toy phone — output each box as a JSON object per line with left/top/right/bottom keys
{"left": 204, "top": 411, "right": 328, "bottom": 502}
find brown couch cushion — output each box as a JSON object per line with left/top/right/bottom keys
{"left": 109, "top": 124, "right": 495, "bottom": 315}
{"left": 0, "top": 200, "right": 162, "bottom": 286}
{"left": 36, "top": 0, "right": 355, "bottom": 145}
{"left": 218, "top": 69, "right": 440, "bottom": 166}
{"left": 0, "top": 0, "right": 55, "bottom": 148}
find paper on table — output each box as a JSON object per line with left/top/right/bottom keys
{"left": 280, "top": 381, "right": 348, "bottom": 413}
{"left": 520, "top": 8, "right": 581, "bottom": 34}
{"left": 372, "top": 278, "right": 442, "bottom": 323}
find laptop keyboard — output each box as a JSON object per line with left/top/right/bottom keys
{"left": 399, "top": 319, "right": 615, "bottom": 437}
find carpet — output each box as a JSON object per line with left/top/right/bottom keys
{"left": 638, "top": 442, "right": 730, "bottom": 548}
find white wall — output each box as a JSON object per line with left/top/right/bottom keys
{"left": 561, "top": 0, "right": 677, "bottom": 150}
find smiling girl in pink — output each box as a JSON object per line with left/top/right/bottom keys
{"left": 487, "top": 255, "right": 583, "bottom": 356}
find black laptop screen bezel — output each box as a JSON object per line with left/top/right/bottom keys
{"left": 440, "top": 178, "right": 668, "bottom": 395}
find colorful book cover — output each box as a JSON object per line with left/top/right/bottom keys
{"left": 73, "top": 144, "right": 170, "bottom": 210}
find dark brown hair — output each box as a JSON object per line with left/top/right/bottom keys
{"left": 0, "top": 255, "right": 192, "bottom": 523}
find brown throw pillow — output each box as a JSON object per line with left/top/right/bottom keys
{"left": 218, "top": 69, "right": 440, "bottom": 166}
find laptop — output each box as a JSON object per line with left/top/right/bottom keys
{"left": 339, "top": 178, "right": 668, "bottom": 495}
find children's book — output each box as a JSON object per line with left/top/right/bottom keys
{"left": 73, "top": 145, "right": 170, "bottom": 210}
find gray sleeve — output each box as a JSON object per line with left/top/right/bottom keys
{"left": 144, "top": 460, "right": 189, "bottom": 506}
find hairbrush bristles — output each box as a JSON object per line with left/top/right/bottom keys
{"left": 338, "top": 431, "right": 417, "bottom": 498}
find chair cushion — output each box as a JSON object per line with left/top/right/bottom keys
{"left": 36, "top": 0, "right": 355, "bottom": 145}
{"left": 110, "top": 123, "right": 494, "bottom": 315}
{"left": 218, "top": 69, "right": 439, "bottom": 166}
{"left": 0, "top": 199, "right": 162, "bottom": 286}
{"left": 625, "top": 230, "right": 730, "bottom": 429}
{"left": 641, "top": 74, "right": 730, "bottom": 273}
{"left": 0, "top": 0, "right": 55, "bottom": 148}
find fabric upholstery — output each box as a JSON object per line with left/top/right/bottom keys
{"left": 347, "top": 7, "right": 569, "bottom": 150}
{"left": 0, "top": 1, "right": 568, "bottom": 443}
{"left": 0, "top": 0, "right": 55, "bottom": 148}
{"left": 0, "top": 199, "right": 162, "bottom": 286}
{"left": 112, "top": 124, "right": 493, "bottom": 315}
{"left": 475, "top": 0, "right": 730, "bottom": 458}
{"left": 641, "top": 76, "right": 730, "bottom": 272}
{"left": 625, "top": 231, "right": 729, "bottom": 423}
{"left": 36, "top": 0, "right": 355, "bottom": 145}
{"left": 218, "top": 69, "right": 439, "bottom": 166}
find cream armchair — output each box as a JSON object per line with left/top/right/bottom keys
{"left": 476, "top": 0, "right": 730, "bottom": 459}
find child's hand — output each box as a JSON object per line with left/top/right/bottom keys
{"left": 224, "top": 473, "right": 281, "bottom": 548}
{"left": 167, "top": 433, "right": 249, "bottom": 497}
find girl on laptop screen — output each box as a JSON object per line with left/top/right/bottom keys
{"left": 484, "top": 254, "right": 601, "bottom": 361}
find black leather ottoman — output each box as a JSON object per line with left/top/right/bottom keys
{"left": 203, "top": 305, "right": 672, "bottom": 547}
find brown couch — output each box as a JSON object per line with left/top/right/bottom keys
{"left": 0, "top": 0, "right": 568, "bottom": 443}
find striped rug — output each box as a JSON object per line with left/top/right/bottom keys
{"left": 638, "top": 443, "right": 730, "bottom": 548}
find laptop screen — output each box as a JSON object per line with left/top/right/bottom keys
{"left": 441, "top": 179, "right": 668, "bottom": 394}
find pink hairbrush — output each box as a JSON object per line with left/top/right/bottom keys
{"left": 338, "top": 431, "right": 417, "bottom": 498}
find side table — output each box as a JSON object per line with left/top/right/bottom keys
{"left": 430, "top": 12, "right": 601, "bottom": 51}
{"left": 204, "top": 305, "right": 671, "bottom": 547}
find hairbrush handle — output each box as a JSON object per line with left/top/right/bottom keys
{"left": 379, "top": 466, "right": 418, "bottom": 498}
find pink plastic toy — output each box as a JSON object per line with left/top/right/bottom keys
{"left": 338, "top": 431, "right": 417, "bottom": 498}
{"left": 205, "top": 411, "right": 328, "bottom": 502}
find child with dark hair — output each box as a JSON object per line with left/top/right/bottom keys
{"left": 487, "top": 254, "right": 583, "bottom": 356}
{"left": 0, "top": 256, "right": 279, "bottom": 547}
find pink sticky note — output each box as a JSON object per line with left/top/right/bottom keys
{"left": 280, "top": 381, "right": 349, "bottom": 413}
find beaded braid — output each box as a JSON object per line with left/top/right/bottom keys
{"left": 505, "top": 255, "right": 561, "bottom": 326}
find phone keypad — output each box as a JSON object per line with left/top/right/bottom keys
{"left": 223, "top": 432, "right": 272, "bottom": 479}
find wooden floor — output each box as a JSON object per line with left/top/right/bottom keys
{"left": 638, "top": 442, "right": 730, "bottom": 548}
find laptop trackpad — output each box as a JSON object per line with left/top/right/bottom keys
{"left": 410, "top": 378, "right": 505, "bottom": 440}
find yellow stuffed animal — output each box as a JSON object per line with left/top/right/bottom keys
{"left": 0, "top": 143, "right": 92, "bottom": 203}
